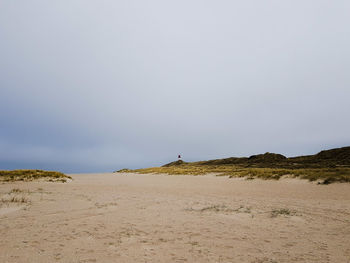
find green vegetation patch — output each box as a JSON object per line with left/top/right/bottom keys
{"left": 0, "top": 169, "right": 71, "bottom": 182}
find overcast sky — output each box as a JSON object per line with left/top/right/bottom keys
{"left": 1, "top": 1, "right": 350, "bottom": 173}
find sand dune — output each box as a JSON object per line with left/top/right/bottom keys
{"left": 1, "top": 173, "right": 350, "bottom": 262}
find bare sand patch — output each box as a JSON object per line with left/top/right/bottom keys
{"left": 0, "top": 173, "right": 350, "bottom": 262}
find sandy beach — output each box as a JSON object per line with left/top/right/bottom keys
{"left": 1, "top": 173, "right": 350, "bottom": 263}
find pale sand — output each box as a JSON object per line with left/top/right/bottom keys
{"left": 1, "top": 173, "right": 350, "bottom": 263}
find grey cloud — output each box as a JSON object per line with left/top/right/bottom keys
{"left": 1, "top": 1, "right": 350, "bottom": 172}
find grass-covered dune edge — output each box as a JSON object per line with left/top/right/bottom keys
{"left": 116, "top": 146, "right": 350, "bottom": 184}
{"left": 0, "top": 170, "right": 71, "bottom": 182}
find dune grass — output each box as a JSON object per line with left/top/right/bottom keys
{"left": 120, "top": 164, "right": 350, "bottom": 184}
{"left": 0, "top": 169, "right": 71, "bottom": 182}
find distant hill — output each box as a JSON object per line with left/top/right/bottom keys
{"left": 163, "top": 146, "right": 350, "bottom": 168}
{"left": 117, "top": 146, "right": 350, "bottom": 184}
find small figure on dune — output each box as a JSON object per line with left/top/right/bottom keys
{"left": 178, "top": 154, "right": 182, "bottom": 160}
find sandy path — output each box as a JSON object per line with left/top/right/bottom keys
{"left": 1, "top": 173, "right": 350, "bottom": 263}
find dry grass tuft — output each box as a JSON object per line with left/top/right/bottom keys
{"left": 0, "top": 195, "right": 30, "bottom": 207}
{"left": 270, "top": 208, "right": 296, "bottom": 217}
{"left": 9, "top": 188, "right": 26, "bottom": 194}
{"left": 187, "top": 204, "right": 251, "bottom": 214}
